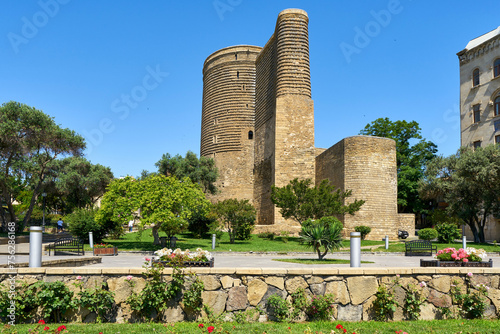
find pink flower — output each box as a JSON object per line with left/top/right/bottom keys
{"left": 419, "top": 281, "right": 427, "bottom": 287}
{"left": 126, "top": 275, "right": 133, "bottom": 280}
{"left": 76, "top": 275, "right": 82, "bottom": 280}
{"left": 463, "top": 258, "right": 469, "bottom": 263}
{"left": 467, "top": 272, "right": 473, "bottom": 277}
{"left": 145, "top": 257, "right": 151, "bottom": 261}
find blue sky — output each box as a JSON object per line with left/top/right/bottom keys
{"left": 1, "top": 1, "right": 499, "bottom": 178}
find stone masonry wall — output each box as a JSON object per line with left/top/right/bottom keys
{"left": 398, "top": 213, "right": 416, "bottom": 239}
{"left": 316, "top": 136, "right": 398, "bottom": 240}
{"left": 3, "top": 267, "right": 499, "bottom": 323}
{"left": 201, "top": 45, "right": 261, "bottom": 202}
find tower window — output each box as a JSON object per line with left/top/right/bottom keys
{"left": 495, "top": 96, "right": 500, "bottom": 116}
{"left": 248, "top": 131, "right": 253, "bottom": 140}
{"left": 473, "top": 140, "right": 481, "bottom": 150}
{"left": 473, "top": 69, "right": 480, "bottom": 86}
{"left": 237, "top": 71, "right": 239, "bottom": 79}
{"left": 496, "top": 135, "right": 500, "bottom": 144}
{"left": 235, "top": 54, "right": 237, "bottom": 60}
{"left": 495, "top": 59, "right": 500, "bottom": 78}
{"left": 473, "top": 104, "right": 481, "bottom": 123}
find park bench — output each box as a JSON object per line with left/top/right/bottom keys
{"left": 47, "top": 237, "right": 85, "bottom": 256}
{"left": 404, "top": 240, "right": 437, "bottom": 256}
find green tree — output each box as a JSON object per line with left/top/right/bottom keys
{"left": 0, "top": 101, "right": 85, "bottom": 230}
{"left": 270, "top": 178, "right": 364, "bottom": 225}
{"left": 300, "top": 216, "right": 344, "bottom": 260}
{"left": 419, "top": 145, "right": 500, "bottom": 243}
{"left": 213, "top": 198, "right": 256, "bottom": 244}
{"left": 155, "top": 151, "right": 218, "bottom": 194}
{"left": 359, "top": 118, "right": 437, "bottom": 214}
{"left": 47, "top": 157, "right": 113, "bottom": 213}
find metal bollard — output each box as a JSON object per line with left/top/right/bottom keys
{"left": 212, "top": 234, "right": 216, "bottom": 250}
{"left": 385, "top": 235, "right": 389, "bottom": 250}
{"left": 29, "top": 226, "right": 43, "bottom": 268}
{"left": 89, "top": 232, "right": 94, "bottom": 249}
{"left": 350, "top": 232, "right": 361, "bottom": 267}
{"left": 462, "top": 236, "right": 467, "bottom": 250}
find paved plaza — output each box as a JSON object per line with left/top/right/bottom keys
{"left": 2, "top": 242, "right": 499, "bottom": 268}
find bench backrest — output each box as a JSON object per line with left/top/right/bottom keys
{"left": 406, "top": 240, "right": 432, "bottom": 247}
{"left": 53, "top": 238, "right": 82, "bottom": 246}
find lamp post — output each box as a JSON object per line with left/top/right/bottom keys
{"left": 42, "top": 192, "right": 47, "bottom": 232}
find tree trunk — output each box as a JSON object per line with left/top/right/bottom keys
{"left": 152, "top": 224, "right": 160, "bottom": 245}
{"left": 467, "top": 221, "right": 479, "bottom": 243}
{"left": 477, "top": 224, "right": 486, "bottom": 243}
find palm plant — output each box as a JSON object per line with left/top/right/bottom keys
{"left": 300, "top": 216, "right": 343, "bottom": 259}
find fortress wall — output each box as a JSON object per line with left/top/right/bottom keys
{"left": 201, "top": 46, "right": 261, "bottom": 202}
{"left": 316, "top": 136, "right": 398, "bottom": 240}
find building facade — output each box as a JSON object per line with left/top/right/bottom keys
{"left": 457, "top": 26, "right": 500, "bottom": 240}
{"left": 201, "top": 9, "right": 413, "bottom": 240}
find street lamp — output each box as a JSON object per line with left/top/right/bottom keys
{"left": 42, "top": 192, "right": 47, "bottom": 232}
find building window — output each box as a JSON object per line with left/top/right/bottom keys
{"left": 473, "top": 69, "right": 480, "bottom": 87}
{"left": 473, "top": 104, "right": 481, "bottom": 123}
{"left": 473, "top": 140, "right": 481, "bottom": 150}
{"left": 235, "top": 54, "right": 237, "bottom": 60}
{"left": 237, "top": 71, "right": 239, "bottom": 79}
{"left": 248, "top": 131, "right": 253, "bottom": 140}
{"left": 496, "top": 135, "right": 500, "bottom": 144}
{"left": 495, "top": 59, "right": 500, "bottom": 78}
{"left": 495, "top": 96, "right": 500, "bottom": 116}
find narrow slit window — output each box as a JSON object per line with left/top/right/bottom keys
{"left": 237, "top": 71, "right": 239, "bottom": 79}
{"left": 248, "top": 131, "right": 253, "bottom": 140}
{"left": 473, "top": 104, "right": 481, "bottom": 123}
{"left": 495, "top": 59, "right": 500, "bottom": 78}
{"left": 495, "top": 96, "right": 500, "bottom": 116}
{"left": 235, "top": 54, "right": 237, "bottom": 60}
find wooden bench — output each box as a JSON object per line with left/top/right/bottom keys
{"left": 405, "top": 240, "right": 437, "bottom": 256}
{"left": 48, "top": 237, "right": 85, "bottom": 256}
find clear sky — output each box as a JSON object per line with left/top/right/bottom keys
{"left": 1, "top": 1, "right": 499, "bottom": 178}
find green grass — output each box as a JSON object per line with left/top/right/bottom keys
{"left": 95, "top": 230, "right": 386, "bottom": 253}
{"left": 273, "top": 258, "right": 374, "bottom": 264}
{"left": 3, "top": 319, "right": 500, "bottom": 334}
{"left": 82, "top": 230, "right": 500, "bottom": 254}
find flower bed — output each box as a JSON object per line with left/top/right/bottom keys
{"left": 93, "top": 244, "right": 118, "bottom": 256}
{"left": 420, "top": 258, "right": 492, "bottom": 267}
{"left": 153, "top": 247, "right": 214, "bottom": 267}
{"left": 421, "top": 247, "right": 491, "bottom": 267}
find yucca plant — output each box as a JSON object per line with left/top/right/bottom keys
{"left": 300, "top": 216, "right": 343, "bottom": 259}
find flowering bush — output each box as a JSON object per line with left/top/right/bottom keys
{"left": 435, "top": 247, "right": 486, "bottom": 262}
{"left": 93, "top": 243, "right": 115, "bottom": 248}
{"left": 154, "top": 248, "right": 212, "bottom": 262}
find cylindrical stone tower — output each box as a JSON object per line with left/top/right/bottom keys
{"left": 201, "top": 45, "right": 262, "bottom": 201}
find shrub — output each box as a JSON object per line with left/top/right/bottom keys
{"left": 305, "top": 294, "right": 335, "bottom": 321}
{"left": 66, "top": 208, "right": 119, "bottom": 243}
{"left": 188, "top": 209, "right": 216, "bottom": 239}
{"left": 257, "top": 232, "right": 275, "bottom": 240}
{"left": 355, "top": 225, "right": 371, "bottom": 240}
{"left": 300, "top": 216, "right": 343, "bottom": 260}
{"left": 372, "top": 284, "right": 398, "bottom": 321}
{"left": 418, "top": 228, "right": 438, "bottom": 241}
{"left": 267, "top": 294, "right": 290, "bottom": 322}
{"left": 435, "top": 222, "right": 461, "bottom": 243}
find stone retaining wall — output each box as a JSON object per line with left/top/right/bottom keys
{"left": 1, "top": 267, "right": 499, "bottom": 323}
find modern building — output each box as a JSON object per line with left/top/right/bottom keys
{"left": 458, "top": 26, "right": 500, "bottom": 148}
{"left": 457, "top": 26, "right": 500, "bottom": 240}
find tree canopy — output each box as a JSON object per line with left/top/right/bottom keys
{"left": 359, "top": 117, "right": 437, "bottom": 213}
{"left": 419, "top": 144, "right": 500, "bottom": 243}
{"left": 155, "top": 151, "right": 218, "bottom": 194}
{"left": 270, "top": 178, "right": 364, "bottom": 225}
{"left": 0, "top": 101, "right": 85, "bottom": 230}
{"left": 212, "top": 198, "right": 256, "bottom": 244}
{"left": 96, "top": 174, "right": 211, "bottom": 244}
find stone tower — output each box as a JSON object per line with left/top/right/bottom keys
{"left": 201, "top": 45, "right": 262, "bottom": 201}
{"left": 253, "top": 9, "right": 315, "bottom": 227}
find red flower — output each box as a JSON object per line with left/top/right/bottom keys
{"left": 336, "top": 324, "right": 343, "bottom": 329}
{"left": 343, "top": 329, "right": 347, "bottom": 333}
{"left": 207, "top": 326, "right": 215, "bottom": 333}
{"left": 56, "top": 325, "right": 66, "bottom": 332}
{"left": 44, "top": 327, "right": 50, "bottom": 331}
{"left": 199, "top": 323, "right": 204, "bottom": 328}
{"left": 38, "top": 320, "right": 46, "bottom": 324}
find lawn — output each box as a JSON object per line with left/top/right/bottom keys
{"left": 91, "top": 230, "right": 385, "bottom": 253}
{"left": 3, "top": 319, "right": 500, "bottom": 334}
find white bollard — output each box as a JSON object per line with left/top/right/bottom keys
{"left": 89, "top": 232, "right": 94, "bottom": 249}
{"left": 350, "top": 232, "right": 361, "bottom": 267}
{"left": 462, "top": 236, "right": 467, "bottom": 250}
{"left": 29, "top": 226, "right": 43, "bottom": 268}
{"left": 385, "top": 235, "right": 389, "bottom": 250}
{"left": 212, "top": 234, "right": 216, "bottom": 250}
